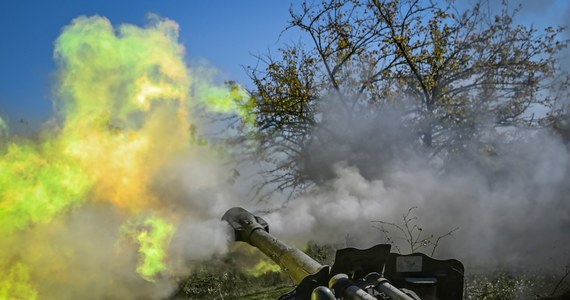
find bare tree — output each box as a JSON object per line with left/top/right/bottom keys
{"left": 372, "top": 206, "right": 459, "bottom": 256}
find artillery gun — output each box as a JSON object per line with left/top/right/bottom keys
{"left": 222, "top": 207, "right": 464, "bottom": 300}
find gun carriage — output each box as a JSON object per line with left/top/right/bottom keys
{"left": 222, "top": 207, "right": 464, "bottom": 300}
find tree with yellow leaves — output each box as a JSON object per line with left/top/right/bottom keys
{"left": 245, "top": 0, "right": 569, "bottom": 198}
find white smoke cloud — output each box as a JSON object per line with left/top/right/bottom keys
{"left": 260, "top": 96, "right": 570, "bottom": 273}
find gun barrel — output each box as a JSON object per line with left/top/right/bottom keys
{"left": 222, "top": 207, "right": 323, "bottom": 283}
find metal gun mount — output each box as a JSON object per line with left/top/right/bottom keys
{"left": 222, "top": 207, "right": 464, "bottom": 300}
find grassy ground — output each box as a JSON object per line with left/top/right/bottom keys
{"left": 172, "top": 271, "right": 570, "bottom": 299}
{"left": 228, "top": 284, "right": 295, "bottom": 300}
{"left": 170, "top": 245, "right": 570, "bottom": 299}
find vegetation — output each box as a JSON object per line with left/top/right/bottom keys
{"left": 372, "top": 206, "right": 459, "bottom": 256}
{"left": 169, "top": 254, "right": 292, "bottom": 299}
{"left": 170, "top": 267, "right": 291, "bottom": 299}
{"left": 243, "top": 0, "right": 569, "bottom": 198}
{"left": 171, "top": 249, "right": 570, "bottom": 299}
{"left": 464, "top": 271, "right": 570, "bottom": 300}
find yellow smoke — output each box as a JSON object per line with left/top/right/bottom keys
{"left": 120, "top": 215, "right": 175, "bottom": 282}
{"left": 0, "top": 15, "right": 252, "bottom": 298}
{"left": 0, "top": 263, "right": 37, "bottom": 300}
{"left": 244, "top": 259, "right": 281, "bottom": 277}
{"left": 54, "top": 15, "right": 190, "bottom": 211}
{"left": 0, "top": 141, "right": 91, "bottom": 235}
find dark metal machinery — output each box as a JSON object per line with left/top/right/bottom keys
{"left": 222, "top": 207, "right": 464, "bottom": 300}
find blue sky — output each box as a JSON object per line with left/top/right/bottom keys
{"left": 0, "top": 0, "right": 298, "bottom": 131}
